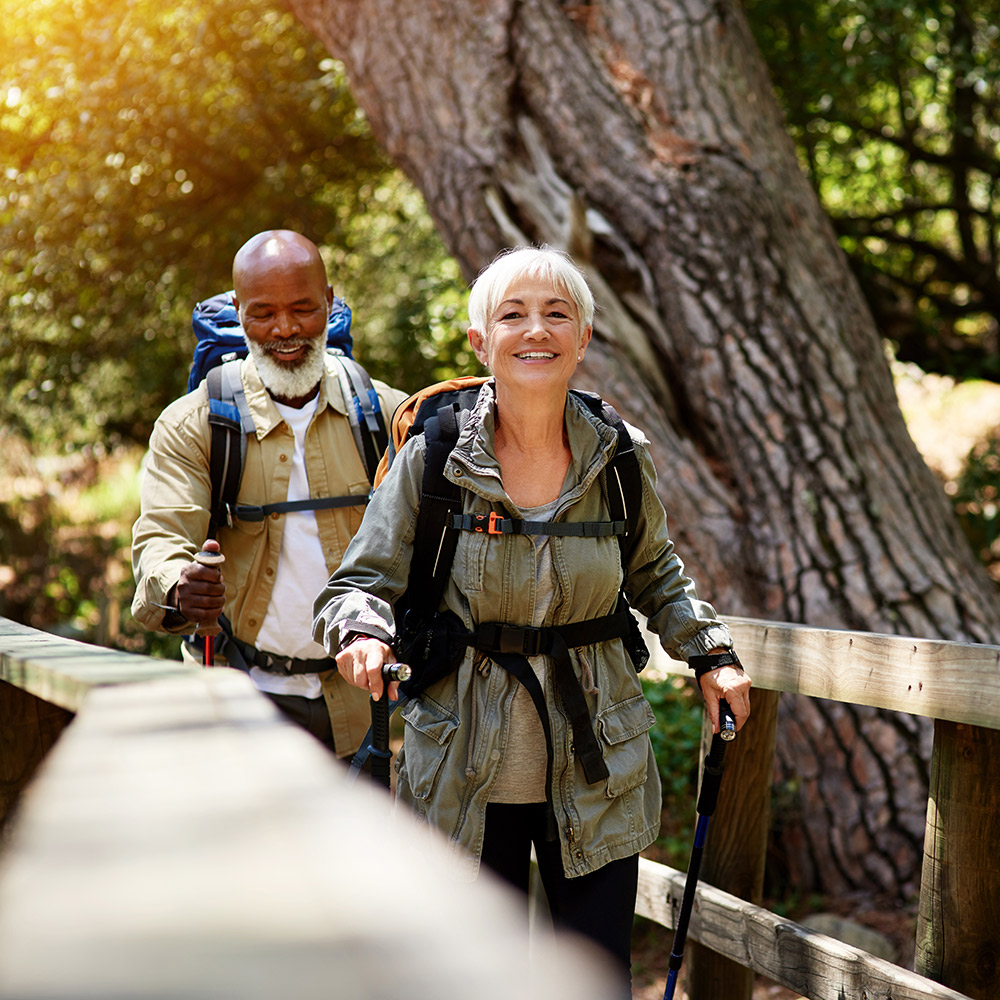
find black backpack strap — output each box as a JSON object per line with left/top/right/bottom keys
{"left": 450, "top": 512, "right": 627, "bottom": 538}
{"left": 569, "top": 391, "right": 649, "bottom": 672}
{"left": 569, "top": 390, "right": 642, "bottom": 567}
{"left": 483, "top": 649, "right": 559, "bottom": 840}
{"left": 399, "top": 402, "right": 465, "bottom": 626}
{"left": 328, "top": 352, "right": 388, "bottom": 485}
{"left": 205, "top": 360, "right": 253, "bottom": 538}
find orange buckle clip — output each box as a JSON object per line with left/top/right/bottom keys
{"left": 473, "top": 512, "right": 503, "bottom": 534}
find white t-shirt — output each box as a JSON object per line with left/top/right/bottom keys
{"left": 249, "top": 396, "right": 329, "bottom": 700}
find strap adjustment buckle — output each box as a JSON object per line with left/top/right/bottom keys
{"left": 471, "top": 511, "right": 503, "bottom": 534}
{"left": 478, "top": 623, "right": 544, "bottom": 656}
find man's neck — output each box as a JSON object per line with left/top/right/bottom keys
{"left": 268, "top": 382, "right": 320, "bottom": 409}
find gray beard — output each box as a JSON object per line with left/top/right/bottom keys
{"left": 244, "top": 335, "right": 326, "bottom": 402}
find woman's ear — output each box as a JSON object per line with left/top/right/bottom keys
{"left": 468, "top": 327, "right": 490, "bottom": 367}
{"left": 577, "top": 325, "right": 593, "bottom": 361}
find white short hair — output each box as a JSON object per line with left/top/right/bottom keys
{"left": 467, "top": 245, "right": 595, "bottom": 335}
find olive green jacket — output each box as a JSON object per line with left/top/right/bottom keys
{"left": 131, "top": 352, "right": 407, "bottom": 756}
{"left": 314, "top": 382, "right": 732, "bottom": 870}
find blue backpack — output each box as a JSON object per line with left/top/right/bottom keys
{"left": 189, "top": 291, "right": 387, "bottom": 538}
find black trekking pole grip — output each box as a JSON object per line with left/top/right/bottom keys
{"left": 368, "top": 663, "right": 411, "bottom": 789}
{"left": 699, "top": 699, "right": 736, "bottom": 814}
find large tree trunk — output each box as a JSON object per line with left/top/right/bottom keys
{"left": 289, "top": 0, "right": 1000, "bottom": 900}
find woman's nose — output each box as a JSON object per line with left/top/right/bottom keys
{"left": 525, "top": 312, "right": 548, "bottom": 337}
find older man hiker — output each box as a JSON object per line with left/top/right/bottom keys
{"left": 132, "top": 230, "right": 407, "bottom": 756}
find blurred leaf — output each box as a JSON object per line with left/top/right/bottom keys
{"left": 744, "top": 0, "right": 1000, "bottom": 382}
{"left": 0, "top": 0, "right": 470, "bottom": 452}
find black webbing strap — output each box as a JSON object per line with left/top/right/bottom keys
{"left": 486, "top": 650, "right": 559, "bottom": 840}
{"left": 205, "top": 365, "right": 242, "bottom": 539}
{"left": 450, "top": 512, "right": 627, "bottom": 538}
{"left": 399, "top": 404, "right": 464, "bottom": 624}
{"left": 593, "top": 396, "right": 641, "bottom": 571}
{"left": 469, "top": 604, "right": 637, "bottom": 786}
{"left": 213, "top": 616, "right": 336, "bottom": 675}
{"left": 227, "top": 494, "right": 369, "bottom": 522}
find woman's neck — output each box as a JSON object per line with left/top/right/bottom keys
{"left": 492, "top": 383, "right": 566, "bottom": 454}
{"left": 492, "top": 383, "right": 571, "bottom": 508}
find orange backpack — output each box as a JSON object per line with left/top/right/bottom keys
{"left": 372, "top": 376, "right": 489, "bottom": 488}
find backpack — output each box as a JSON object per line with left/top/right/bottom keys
{"left": 190, "top": 291, "right": 388, "bottom": 539}
{"left": 382, "top": 378, "right": 650, "bottom": 698}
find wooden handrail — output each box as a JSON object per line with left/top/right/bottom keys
{"left": 0, "top": 619, "right": 617, "bottom": 1000}
{"left": 2, "top": 614, "right": 998, "bottom": 1000}
{"left": 645, "top": 615, "right": 1000, "bottom": 729}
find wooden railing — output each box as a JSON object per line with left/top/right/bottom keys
{"left": 2, "top": 615, "right": 998, "bottom": 1000}
{"left": 637, "top": 617, "right": 1000, "bottom": 1000}
{"left": 0, "top": 618, "right": 615, "bottom": 1000}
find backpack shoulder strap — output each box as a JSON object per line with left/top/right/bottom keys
{"left": 398, "top": 400, "right": 466, "bottom": 627}
{"left": 327, "top": 351, "right": 388, "bottom": 485}
{"left": 205, "top": 359, "right": 255, "bottom": 539}
{"left": 569, "top": 390, "right": 642, "bottom": 569}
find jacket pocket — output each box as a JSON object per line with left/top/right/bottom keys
{"left": 596, "top": 694, "right": 656, "bottom": 799}
{"left": 400, "top": 695, "right": 460, "bottom": 802}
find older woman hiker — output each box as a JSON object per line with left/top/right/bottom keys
{"left": 314, "top": 245, "right": 751, "bottom": 997}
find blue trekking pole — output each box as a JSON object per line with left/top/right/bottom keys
{"left": 663, "top": 699, "right": 737, "bottom": 1000}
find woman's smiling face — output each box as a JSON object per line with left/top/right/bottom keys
{"left": 469, "top": 274, "right": 592, "bottom": 392}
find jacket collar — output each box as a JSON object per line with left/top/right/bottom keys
{"left": 447, "top": 381, "right": 621, "bottom": 509}
{"left": 240, "top": 352, "right": 349, "bottom": 438}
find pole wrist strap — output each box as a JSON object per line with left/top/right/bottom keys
{"left": 688, "top": 649, "right": 743, "bottom": 680}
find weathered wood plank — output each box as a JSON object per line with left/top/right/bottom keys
{"left": 0, "top": 617, "right": 197, "bottom": 712}
{"left": 0, "top": 670, "right": 618, "bottom": 1000}
{"left": 916, "top": 720, "right": 1000, "bottom": 999}
{"left": 636, "top": 858, "right": 972, "bottom": 1000}
{"left": 643, "top": 616, "right": 1000, "bottom": 730}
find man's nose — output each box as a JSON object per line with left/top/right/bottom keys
{"left": 272, "top": 312, "right": 300, "bottom": 337}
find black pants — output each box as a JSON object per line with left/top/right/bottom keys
{"left": 480, "top": 802, "right": 638, "bottom": 999}
{"left": 263, "top": 691, "right": 336, "bottom": 753}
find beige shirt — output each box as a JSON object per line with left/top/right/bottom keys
{"left": 131, "top": 352, "right": 407, "bottom": 756}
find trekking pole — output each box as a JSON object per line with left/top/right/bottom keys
{"left": 368, "top": 663, "right": 411, "bottom": 789}
{"left": 662, "top": 699, "right": 737, "bottom": 1000}
{"left": 194, "top": 547, "right": 225, "bottom": 667}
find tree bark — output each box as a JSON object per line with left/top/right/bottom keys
{"left": 288, "top": 0, "right": 1000, "bottom": 900}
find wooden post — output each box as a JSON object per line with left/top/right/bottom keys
{"left": 0, "top": 679, "right": 73, "bottom": 834}
{"left": 916, "top": 720, "right": 1000, "bottom": 1000}
{"left": 687, "top": 687, "right": 780, "bottom": 1000}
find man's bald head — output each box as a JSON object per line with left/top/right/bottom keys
{"left": 230, "top": 230, "right": 333, "bottom": 407}
{"left": 232, "top": 230, "right": 328, "bottom": 301}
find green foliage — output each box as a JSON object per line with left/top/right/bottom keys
{"left": 641, "top": 676, "right": 704, "bottom": 867}
{"left": 0, "top": 0, "right": 471, "bottom": 454}
{"left": 744, "top": 0, "right": 1000, "bottom": 382}
{"left": 951, "top": 428, "right": 1000, "bottom": 579}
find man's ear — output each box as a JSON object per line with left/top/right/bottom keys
{"left": 325, "top": 285, "right": 334, "bottom": 311}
